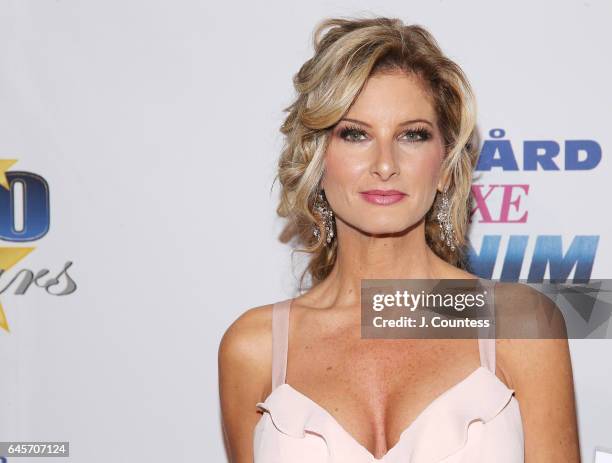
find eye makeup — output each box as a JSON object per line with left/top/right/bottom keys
{"left": 336, "top": 123, "right": 432, "bottom": 143}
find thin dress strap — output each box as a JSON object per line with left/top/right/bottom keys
{"left": 271, "top": 298, "right": 292, "bottom": 390}
{"left": 478, "top": 279, "right": 496, "bottom": 374}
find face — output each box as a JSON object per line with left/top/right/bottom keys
{"left": 321, "top": 70, "right": 447, "bottom": 237}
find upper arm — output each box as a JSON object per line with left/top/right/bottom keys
{"left": 218, "top": 304, "right": 272, "bottom": 463}
{"left": 496, "top": 284, "right": 580, "bottom": 463}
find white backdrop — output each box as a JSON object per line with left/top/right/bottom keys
{"left": 0, "top": 0, "right": 610, "bottom": 462}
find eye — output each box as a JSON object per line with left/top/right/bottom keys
{"left": 338, "top": 124, "right": 367, "bottom": 143}
{"left": 336, "top": 124, "right": 433, "bottom": 143}
{"left": 402, "top": 127, "right": 432, "bottom": 142}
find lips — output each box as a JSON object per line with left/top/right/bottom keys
{"left": 359, "top": 189, "right": 407, "bottom": 205}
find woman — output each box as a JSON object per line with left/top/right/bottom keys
{"left": 218, "top": 16, "right": 580, "bottom": 462}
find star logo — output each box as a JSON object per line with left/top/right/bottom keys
{"left": 0, "top": 159, "right": 35, "bottom": 332}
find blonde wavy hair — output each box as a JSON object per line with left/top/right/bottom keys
{"left": 273, "top": 16, "right": 479, "bottom": 291}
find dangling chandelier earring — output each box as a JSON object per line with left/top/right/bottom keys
{"left": 312, "top": 189, "right": 335, "bottom": 245}
{"left": 436, "top": 187, "right": 456, "bottom": 251}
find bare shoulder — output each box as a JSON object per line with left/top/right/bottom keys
{"left": 492, "top": 282, "right": 580, "bottom": 461}
{"left": 218, "top": 302, "right": 274, "bottom": 397}
{"left": 493, "top": 281, "right": 568, "bottom": 348}
{"left": 218, "top": 302, "right": 275, "bottom": 462}
{"left": 491, "top": 282, "right": 569, "bottom": 382}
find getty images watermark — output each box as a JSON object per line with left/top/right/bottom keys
{"left": 361, "top": 279, "right": 612, "bottom": 340}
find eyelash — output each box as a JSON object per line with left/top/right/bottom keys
{"left": 337, "top": 124, "right": 432, "bottom": 143}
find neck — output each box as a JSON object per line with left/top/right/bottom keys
{"left": 308, "top": 218, "right": 450, "bottom": 309}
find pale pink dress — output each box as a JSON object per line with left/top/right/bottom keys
{"left": 253, "top": 290, "right": 524, "bottom": 462}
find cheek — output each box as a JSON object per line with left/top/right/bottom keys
{"left": 390, "top": 148, "right": 442, "bottom": 199}
{"left": 321, "top": 147, "right": 369, "bottom": 193}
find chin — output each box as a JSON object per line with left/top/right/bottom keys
{"left": 353, "top": 220, "right": 418, "bottom": 236}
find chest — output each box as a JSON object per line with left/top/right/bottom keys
{"left": 285, "top": 323, "right": 482, "bottom": 455}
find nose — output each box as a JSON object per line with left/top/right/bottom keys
{"left": 370, "top": 138, "right": 399, "bottom": 181}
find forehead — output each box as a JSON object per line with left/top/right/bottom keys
{"left": 345, "top": 70, "right": 436, "bottom": 123}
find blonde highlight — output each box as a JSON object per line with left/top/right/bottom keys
{"left": 272, "top": 16, "right": 480, "bottom": 292}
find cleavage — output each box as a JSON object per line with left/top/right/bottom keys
{"left": 286, "top": 336, "right": 482, "bottom": 458}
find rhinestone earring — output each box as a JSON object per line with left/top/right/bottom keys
{"left": 312, "top": 190, "right": 335, "bottom": 245}
{"left": 436, "top": 187, "right": 456, "bottom": 251}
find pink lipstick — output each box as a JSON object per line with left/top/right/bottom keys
{"left": 359, "top": 189, "right": 407, "bottom": 205}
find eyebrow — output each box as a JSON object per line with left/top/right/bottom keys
{"left": 339, "top": 117, "right": 434, "bottom": 128}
